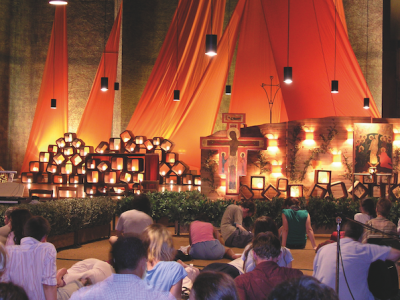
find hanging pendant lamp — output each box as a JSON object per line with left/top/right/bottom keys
{"left": 283, "top": 0, "right": 292, "bottom": 84}
{"left": 225, "top": 0, "right": 231, "bottom": 95}
{"left": 49, "top": 1, "right": 68, "bottom": 4}
{"left": 173, "top": 4, "right": 180, "bottom": 101}
{"left": 101, "top": 0, "right": 108, "bottom": 91}
{"left": 51, "top": 98, "right": 57, "bottom": 109}
{"left": 364, "top": 98, "right": 370, "bottom": 109}
{"left": 363, "top": 0, "right": 370, "bottom": 109}
{"left": 331, "top": 0, "right": 338, "bottom": 93}
{"left": 205, "top": 0, "right": 217, "bottom": 56}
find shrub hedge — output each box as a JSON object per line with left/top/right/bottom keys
{"left": 1, "top": 191, "right": 400, "bottom": 237}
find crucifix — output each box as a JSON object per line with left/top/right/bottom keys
{"left": 200, "top": 113, "right": 267, "bottom": 195}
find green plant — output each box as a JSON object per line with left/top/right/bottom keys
{"left": 251, "top": 151, "right": 271, "bottom": 174}
{"left": 341, "top": 150, "right": 353, "bottom": 181}
{"left": 201, "top": 150, "right": 219, "bottom": 193}
{"left": 287, "top": 123, "right": 302, "bottom": 182}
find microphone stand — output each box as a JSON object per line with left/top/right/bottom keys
{"left": 335, "top": 216, "right": 342, "bottom": 295}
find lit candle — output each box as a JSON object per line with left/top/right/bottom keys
{"left": 33, "top": 167, "right": 38, "bottom": 172}
{"left": 178, "top": 170, "right": 182, "bottom": 175}
{"left": 171, "top": 180, "right": 174, "bottom": 184}
{"left": 110, "top": 178, "right": 114, "bottom": 183}
{"left": 59, "top": 178, "right": 62, "bottom": 183}
{"left": 257, "top": 182, "right": 262, "bottom": 189}
{"left": 82, "top": 169, "right": 86, "bottom": 174}
{"left": 28, "top": 178, "right": 31, "bottom": 183}
{"left": 93, "top": 177, "right": 97, "bottom": 183}
{"left": 44, "top": 158, "right": 48, "bottom": 162}
{"left": 117, "top": 165, "right": 122, "bottom": 170}
{"left": 188, "top": 180, "right": 191, "bottom": 185}
{"left": 100, "top": 150, "right": 104, "bottom": 154}
{"left": 162, "top": 171, "right": 165, "bottom": 176}
{"left": 84, "top": 152, "right": 88, "bottom": 156}
{"left": 132, "top": 166, "right": 136, "bottom": 171}
{"left": 115, "top": 145, "right": 119, "bottom": 150}
{"left": 90, "top": 190, "right": 93, "bottom": 194}
{"left": 166, "top": 146, "right": 170, "bottom": 151}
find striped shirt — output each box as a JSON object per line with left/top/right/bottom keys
{"left": 1, "top": 237, "right": 57, "bottom": 300}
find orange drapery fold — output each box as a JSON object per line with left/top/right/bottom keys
{"left": 229, "top": 0, "right": 284, "bottom": 125}
{"left": 335, "top": 0, "right": 348, "bottom": 36}
{"left": 76, "top": 2, "right": 122, "bottom": 148}
{"left": 21, "top": 7, "right": 68, "bottom": 172}
{"left": 169, "top": 0, "right": 247, "bottom": 169}
{"left": 126, "top": 0, "right": 226, "bottom": 139}
{"left": 263, "top": 0, "right": 379, "bottom": 121}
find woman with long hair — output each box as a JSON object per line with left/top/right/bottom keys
{"left": 6, "top": 209, "right": 32, "bottom": 246}
{"left": 281, "top": 198, "right": 316, "bottom": 250}
{"left": 142, "top": 224, "right": 187, "bottom": 300}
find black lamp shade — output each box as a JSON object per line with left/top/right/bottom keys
{"left": 173, "top": 90, "right": 180, "bottom": 101}
{"left": 101, "top": 77, "right": 108, "bottom": 91}
{"left": 51, "top": 98, "right": 57, "bottom": 109}
{"left": 331, "top": 80, "right": 339, "bottom": 93}
{"left": 283, "top": 67, "right": 292, "bottom": 84}
{"left": 114, "top": 82, "right": 119, "bottom": 91}
{"left": 364, "top": 97, "right": 370, "bottom": 109}
{"left": 225, "top": 85, "right": 231, "bottom": 95}
{"left": 205, "top": 34, "right": 217, "bottom": 56}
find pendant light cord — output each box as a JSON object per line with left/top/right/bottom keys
{"left": 365, "top": 0, "right": 368, "bottom": 96}
{"left": 227, "top": 0, "right": 230, "bottom": 85}
{"left": 176, "top": 2, "right": 179, "bottom": 88}
{"left": 104, "top": 0, "right": 106, "bottom": 77}
{"left": 334, "top": 0, "right": 337, "bottom": 80}
{"left": 210, "top": 0, "right": 213, "bottom": 34}
{"left": 53, "top": 14, "right": 56, "bottom": 99}
{"left": 287, "top": 0, "right": 290, "bottom": 67}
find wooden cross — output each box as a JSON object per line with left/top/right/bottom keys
{"left": 201, "top": 113, "right": 267, "bottom": 195}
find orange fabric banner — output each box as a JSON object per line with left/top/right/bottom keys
{"left": 262, "top": 0, "right": 379, "bottom": 121}
{"left": 21, "top": 7, "right": 68, "bottom": 172}
{"left": 335, "top": 0, "right": 348, "bottom": 36}
{"left": 169, "top": 0, "right": 247, "bottom": 169}
{"left": 229, "top": 0, "right": 285, "bottom": 126}
{"left": 76, "top": 2, "right": 122, "bottom": 149}
{"left": 126, "top": 0, "right": 226, "bottom": 139}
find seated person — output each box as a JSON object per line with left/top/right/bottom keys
{"left": 234, "top": 232, "right": 303, "bottom": 300}
{"left": 142, "top": 224, "right": 187, "bottom": 300}
{"left": 268, "top": 276, "right": 338, "bottom": 300}
{"left": 189, "top": 271, "right": 240, "bottom": 300}
{"left": 0, "top": 282, "right": 29, "bottom": 300}
{"left": 1, "top": 216, "right": 57, "bottom": 300}
{"left": 6, "top": 209, "right": 32, "bottom": 246}
{"left": 220, "top": 201, "right": 255, "bottom": 248}
{"left": 242, "top": 216, "right": 293, "bottom": 272}
{"left": 354, "top": 197, "right": 376, "bottom": 224}
{"left": 362, "top": 198, "right": 397, "bottom": 243}
{"left": 56, "top": 258, "right": 114, "bottom": 287}
{"left": 0, "top": 207, "right": 17, "bottom": 244}
{"left": 281, "top": 198, "right": 316, "bottom": 250}
{"left": 109, "top": 194, "right": 153, "bottom": 244}
{"left": 70, "top": 236, "right": 173, "bottom": 300}
{"left": 189, "top": 216, "right": 240, "bottom": 260}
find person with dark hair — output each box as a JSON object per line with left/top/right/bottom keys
{"left": 109, "top": 194, "right": 153, "bottom": 245}
{"left": 0, "top": 207, "right": 18, "bottom": 244}
{"left": 70, "top": 236, "right": 173, "bottom": 300}
{"left": 281, "top": 198, "right": 316, "bottom": 250}
{"left": 242, "top": 216, "right": 293, "bottom": 272}
{"left": 362, "top": 198, "right": 396, "bottom": 243}
{"left": 313, "top": 221, "right": 400, "bottom": 300}
{"left": 234, "top": 232, "right": 303, "bottom": 300}
{"left": 220, "top": 201, "right": 255, "bottom": 248}
{"left": 189, "top": 271, "right": 240, "bottom": 300}
{"left": 354, "top": 197, "right": 376, "bottom": 224}
{"left": 6, "top": 208, "right": 32, "bottom": 245}
{"left": 268, "top": 276, "right": 338, "bottom": 300}
{"left": 0, "top": 282, "right": 29, "bottom": 300}
{"left": 1, "top": 216, "right": 57, "bottom": 300}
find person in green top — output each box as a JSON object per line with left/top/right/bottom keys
{"left": 281, "top": 198, "right": 317, "bottom": 250}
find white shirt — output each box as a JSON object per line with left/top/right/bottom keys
{"left": 313, "top": 237, "right": 391, "bottom": 300}
{"left": 1, "top": 237, "right": 57, "bottom": 300}
{"left": 70, "top": 274, "right": 174, "bottom": 300}
{"left": 354, "top": 213, "right": 372, "bottom": 224}
{"left": 63, "top": 258, "right": 114, "bottom": 285}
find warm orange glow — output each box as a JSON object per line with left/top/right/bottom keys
{"left": 268, "top": 139, "right": 278, "bottom": 147}
{"left": 305, "top": 132, "right": 314, "bottom": 140}
{"left": 272, "top": 165, "right": 281, "bottom": 174}
{"left": 333, "top": 153, "right": 341, "bottom": 163}
{"left": 138, "top": 174, "right": 144, "bottom": 182}
{"left": 318, "top": 171, "right": 330, "bottom": 183}
{"left": 347, "top": 131, "right": 353, "bottom": 140}
{"left": 188, "top": 180, "right": 192, "bottom": 184}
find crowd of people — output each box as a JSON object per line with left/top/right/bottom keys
{"left": 0, "top": 195, "right": 399, "bottom": 300}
